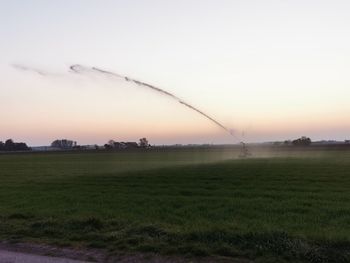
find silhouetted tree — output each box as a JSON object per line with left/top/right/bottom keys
{"left": 51, "top": 139, "right": 76, "bottom": 149}
{"left": 104, "top": 144, "right": 113, "bottom": 150}
{"left": 139, "top": 138, "right": 149, "bottom": 148}
{"left": 125, "top": 142, "right": 138, "bottom": 148}
{"left": 292, "top": 136, "right": 311, "bottom": 146}
{"left": 5, "top": 139, "right": 15, "bottom": 149}
{"left": 0, "top": 139, "right": 30, "bottom": 151}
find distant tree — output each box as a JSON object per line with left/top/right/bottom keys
{"left": 104, "top": 143, "right": 113, "bottom": 150}
{"left": 5, "top": 139, "right": 15, "bottom": 150}
{"left": 108, "top": 140, "right": 115, "bottom": 146}
{"left": 139, "top": 138, "right": 149, "bottom": 148}
{"left": 126, "top": 142, "right": 138, "bottom": 148}
{"left": 1, "top": 139, "right": 29, "bottom": 151}
{"left": 292, "top": 136, "right": 311, "bottom": 146}
{"left": 51, "top": 139, "right": 76, "bottom": 149}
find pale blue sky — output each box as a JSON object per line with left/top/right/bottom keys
{"left": 1, "top": 1, "right": 350, "bottom": 145}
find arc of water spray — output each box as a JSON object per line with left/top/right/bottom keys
{"left": 12, "top": 64, "right": 47, "bottom": 76}
{"left": 11, "top": 63, "right": 241, "bottom": 142}
{"left": 69, "top": 64, "right": 239, "bottom": 140}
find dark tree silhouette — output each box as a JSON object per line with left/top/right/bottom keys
{"left": 0, "top": 139, "right": 30, "bottom": 151}
{"left": 5, "top": 139, "right": 15, "bottom": 149}
{"left": 139, "top": 138, "right": 149, "bottom": 148}
{"left": 51, "top": 139, "right": 76, "bottom": 149}
{"left": 104, "top": 144, "right": 113, "bottom": 150}
{"left": 292, "top": 136, "right": 312, "bottom": 146}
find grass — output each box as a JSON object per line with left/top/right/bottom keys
{"left": 0, "top": 148, "right": 349, "bottom": 262}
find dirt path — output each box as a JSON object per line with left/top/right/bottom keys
{"left": 0, "top": 249, "right": 88, "bottom": 263}
{"left": 0, "top": 242, "right": 252, "bottom": 263}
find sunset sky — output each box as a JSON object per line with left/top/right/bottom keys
{"left": 1, "top": 0, "right": 350, "bottom": 146}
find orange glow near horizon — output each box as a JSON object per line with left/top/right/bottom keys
{"left": 1, "top": 1, "right": 350, "bottom": 145}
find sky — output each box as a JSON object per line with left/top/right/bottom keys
{"left": 1, "top": 0, "right": 350, "bottom": 146}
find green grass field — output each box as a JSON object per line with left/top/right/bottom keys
{"left": 0, "top": 148, "right": 349, "bottom": 262}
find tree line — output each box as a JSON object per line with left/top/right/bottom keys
{"left": 0, "top": 139, "right": 30, "bottom": 151}
{"left": 283, "top": 136, "right": 312, "bottom": 146}
{"left": 104, "top": 138, "right": 150, "bottom": 149}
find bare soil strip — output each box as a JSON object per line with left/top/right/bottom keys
{"left": 0, "top": 242, "right": 251, "bottom": 263}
